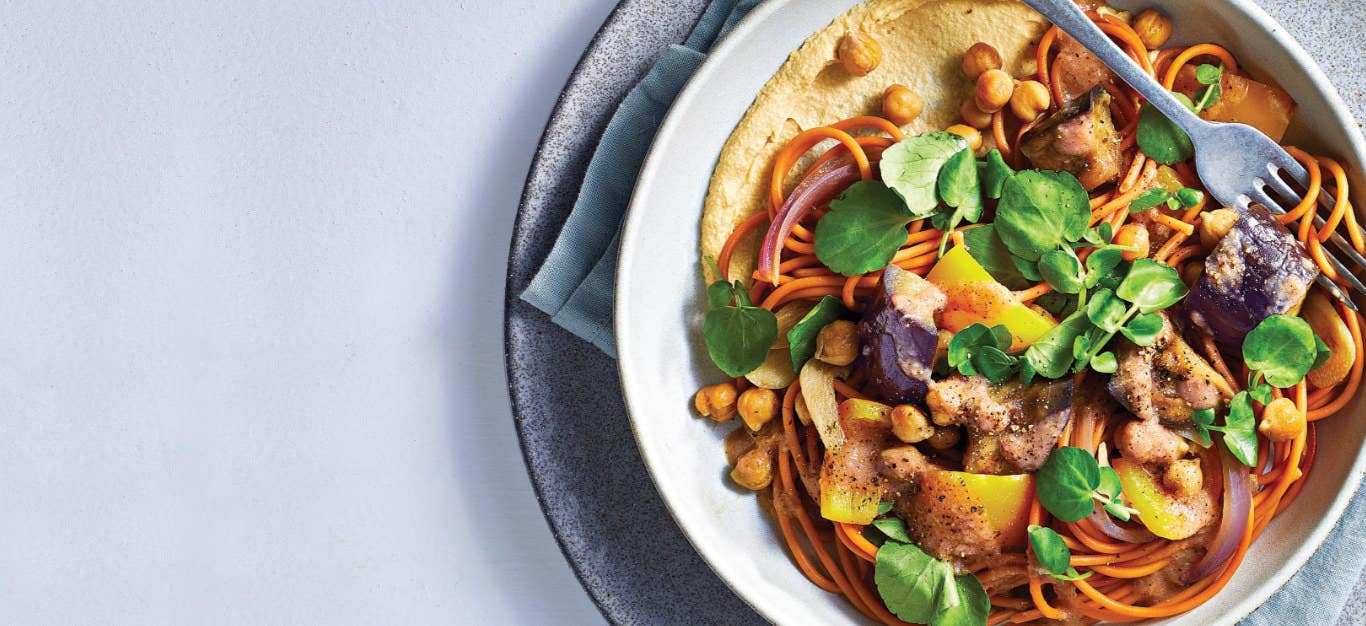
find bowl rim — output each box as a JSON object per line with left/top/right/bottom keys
{"left": 615, "top": 0, "right": 1366, "bottom": 623}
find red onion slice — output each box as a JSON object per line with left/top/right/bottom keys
{"left": 1087, "top": 505, "right": 1156, "bottom": 543}
{"left": 756, "top": 156, "right": 861, "bottom": 283}
{"left": 1182, "top": 446, "right": 1251, "bottom": 584}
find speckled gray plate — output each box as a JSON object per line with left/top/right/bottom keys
{"left": 503, "top": 1, "right": 760, "bottom": 623}
{"left": 505, "top": 1, "right": 1366, "bottom": 624}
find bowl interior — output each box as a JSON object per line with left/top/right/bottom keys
{"left": 615, "top": 1, "right": 1366, "bottom": 623}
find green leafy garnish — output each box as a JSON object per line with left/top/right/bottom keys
{"left": 1128, "top": 188, "right": 1172, "bottom": 213}
{"left": 1085, "top": 288, "right": 1128, "bottom": 333}
{"left": 1120, "top": 312, "right": 1164, "bottom": 346}
{"left": 815, "top": 181, "right": 916, "bottom": 276}
{"left": 961, "top": 225, "right": 1033, "bottom": 289}
{"left": 1137, "top": 93, "right": 1196, "bottom": 165}
{"left": 1243, "top": 314, "right": 1319, "bottom": 387}
{"left": 1313, "top": 335, "right": 1333, "bottom": 370}
{"left": 1096, "top": 466, "right": 1132, "bottom": 521}
{"left": 1193, "top": 64, "right": 1223, "bottom": 112}
{"left": 934, "top": 148, "right": 984, "bottom": 256}
{"left": 995, "top": 170, "right": 1091, "bottom": 261}
{"left": 873, "top": 516, "right": 914, "bottom": 544}
{"left": 979, "top": 148, "right": 1014, "bottom": 200}
{"left": 1039, "top": 249, "right": 1085, "bottom": 294}
{"left": 948, "top": 323, "right": 1018, "bottom": 383}
{"left": 875, "top": 541, "right": 990, "bottom": 626}
{"left": 1190, "top": 408, "right": 1216, "bottom": 447}
{"left": 1176, "top": 187, "right": 1204, "bottom": 208}
{"left": 1090, "top": 351, "right": 1118, "bottom": 373}
{"left": 702, "top": 280, "right": 778, "bottom": 377}
{"left": 880, "top": 132, "right": 972, "bottom": 217}
{"left": 788, "top": 296, "right": 851, "bottom": 372}
{"left": 1037, "top": 447, "right": 1139, "bottom": 523}
{"left": 1025, "top": 312, "right": 1093, "bottom": 379}
{"left": 1027, "top": 524, "right": 1091, "bottom": 581}
{"left": 1116, "top": 259, "right": 1189, "bottom": 313}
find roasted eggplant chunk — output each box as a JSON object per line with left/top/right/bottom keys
{"left": 1108, "top": 313, "right": 1233, "bottom": 423}
{"left": 926, "top": 375, "right": 1073, "bottom": 473}
{"left": 1185, "top": 205, "right": 1318, "bottom": 346}
{"left": 1019, "top": 86, "right": 1123, "bottom": 191}
{"left": 857, "top": 265, "right": 946, "bottom": 404}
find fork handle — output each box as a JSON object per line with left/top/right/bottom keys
{"left": 1022, "top": 0, "right": 1207, "bottom": 138}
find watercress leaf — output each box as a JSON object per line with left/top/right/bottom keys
{"left": 788, "top": 296, "right": 851, "bottom": 372}
{"left": 1097, "top": 466, "right": 1123, "bottom": 499}
{"left": 875, "top": 541, "right": 945, "bottom": 624}
{"left": 1038, "top": 447, "right": 1102, "bottom": 522}
{"left": 996, "top": 170, "right": 1091, "bottom": 261}
{"left": 732, "top": 280, "right": 752, "bottom": 307}
{"left": 1072, "top": 334, "right": 1092, "bottom": 360}
{"left": 877, "top": 501, "right": 895, "bottom": 516}
{"left": 1195, "top": 84, "right": 1222, "bottom": 112}
{"left": 1176, "top": 187, "right": 1205, "bottom": 208}
{"left": 873, "top": 516, "right": 914, "bottom": 544}
{"left": 972, "top": 346, "right": 1019, "bottom": 384}
{"left": 1223, "top": 392, "right": 1259, "bottom": 466}
{"left": 1137, "top": 94, "right": 1197, "bottom": 165}
{"left": 1098, "top": 223, "right": 1114, "bottom": 244}
{"left": 1013, "top": 255, "right": 1043, "bottom": 281}
{"left": 1313, "top": 335, "right": 1333, "bottom": 370}
{"left": 1191, "top": 407, "right": 1215, "bottom": 447}
{"left": 1019, "top": 359, "right": 1037, "bottom": 384}
{"left": 1028, "top": 525, "right": 1071, "bottom": 575}
{"left": 989, "top": 325, "right": 1015, "bottom": 352}
{"left": 1128, "top": 188, "right": 1172, "bottom": 214}
{"left": 1026, "top": 312, "right": 1094, "bottom": 379}
{"left": 703, "top": 306, "right": 778, "bottom": 377}
{"left": 1249, "top": 382, "right": 1273, "bottom": 405}
{"left": 1084, "top": 248, "right": 1125, "bottom": 288}
{"left": 1243, "top": 314, "right": 1318, "bottom": 387}
{"left": 1036, "top": 291, "right": 1075, "bottom": 317}
{"left": 949, "top": 323, "right": 996, "bottom": 369}
{"left": 938, "top": 149, "right": 983, "bottom": 221}
{"left": 980, "top": 149, "right": 1015, "bottom": 200}
{"left": 1039, "top": 249, "right": 1085, "bottom": 294}
{"left": 816, "top": 181, "right": 914, "bottom": 276}
{"left": 1090, "top": 351, "right": 1118, "bottom": 373}
{"left": 934, "top": 573, "right": 990, "bottom": 626}
{"left": 1195, "top": 64, "right": 1222, "bottom": 85}
{"left": 881, "top": 132, "right": 972, "bottom": 217}
{"left": 1085, "top": 288, "right": 1128, "bottom": 333}
{"left": 1116, "top": 258, "right": 1188, "bottom": 313}
{"left": 706, "top": 280, "right": 732, "bottom": 310}
{"left": 961, "top": 225, "right": 1033, "bottom": 289}
{"left": 1121, "top": 312, "right": 1164, "bottom": 346}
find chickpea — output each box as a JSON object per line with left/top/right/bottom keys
{"left": 737, "top": 387, "right": 780, "bottom": 432}
{"left": 962, "top": 42, "right": 1003, "bottom": 80}
{"left": 1010, "top": 80, "right": 1051, "bottom": 121}
{"left": 974, "top": 69, "right": 1015, "bottom": 113}
{"left": 731, "top": 447, "right": 774, "bottom": 491}
{"left": 882, "top": 84, "right": 924, "bottom": 126}
{"left": 946, "top": 124, "right": 983, "bottom": 152}
{"left": 926, "top": 425, "right": 962, "bottom": 450}
{"left": 1199, "top": 209, "right": 1238, "bottom": 250}
{"left": 1114, "top": 223, "right": 1150, "bottom": 261}
{"left": 838, "top": 30, "right": 882, "bottom": 77}
{"left": 960, "top": 98, "right": 994, "bottom": 129}
{"left": 816, "top": 320, "right": 859, "bottom": 366}
{"left": 890, "top": 404, "right": 934, "bottom": 444}
{"left": 1163, "top": 458, "right": 1203, "bottom": 498}
{"left": 1259, "top": 397, "right": 1305, "bottom": 443}
{"left": 1132, "top": 9, "right": 1173, "bottom": 50}
{"left": 694, "top": 382, "right": 737, "bottom": 422}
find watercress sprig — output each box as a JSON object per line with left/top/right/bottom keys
{"left": 1128, "top": 186, "right": 1205, "bottom": 213}
{"left": 1137, "top": 92, "right": 1198, "bottom": 165}
{"left": 947, "top": 323, "right": 1018, "bottom": 383}
{"left": 1193, "top": 64, "right": 1224, "bottom": 112}
{"left": 702, "top": 278, "right": 778, "bottom": 377}
{"left": 1037, "top": 447, "right": 1139, "bottom": 523}
{"left": 814, "top": 180, "right": 918, "bottom": 276}
{"left": 1028, "top": 524, "right": 1092, "bottom": 581}
{"left": 1194, "top": 314, "right": 1330, "bottom": 465}
{"left": 871, "top": 514, "right": 991, "bottom": 626}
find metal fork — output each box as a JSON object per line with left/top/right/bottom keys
{"left": 1024, "top": 0, "right": 1366, "bottom": 310}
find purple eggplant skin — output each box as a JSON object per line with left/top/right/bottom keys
{"left": 856, "top": 265, "right": 947, "bottom": 404}
{"left": 1185, "top": 204, "right": 1318, "bottom": 347}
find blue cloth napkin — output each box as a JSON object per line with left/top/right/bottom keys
{"left": 521, "top": 0, "right": 1366, "bottom": 621}
{"left": 520, "top": 0, "right": 761, "bottom": 355}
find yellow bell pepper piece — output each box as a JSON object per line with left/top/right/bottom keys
{"left": 926, "top": 247, "right": 1056, "bottom": 348}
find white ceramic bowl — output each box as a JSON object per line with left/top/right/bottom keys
{"left": 615, "top": 1, "right": 1366, "bottom": 623}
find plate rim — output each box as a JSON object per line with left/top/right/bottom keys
{"left": 614, "top": 0, "right": 1366, "bottom": 624}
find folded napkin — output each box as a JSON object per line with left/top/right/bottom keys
{"left": 521, "top": 0, "right": 1366, "bottom": 622}
{"left": 520, "top": 0, "right": 760, "bottom": 355}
